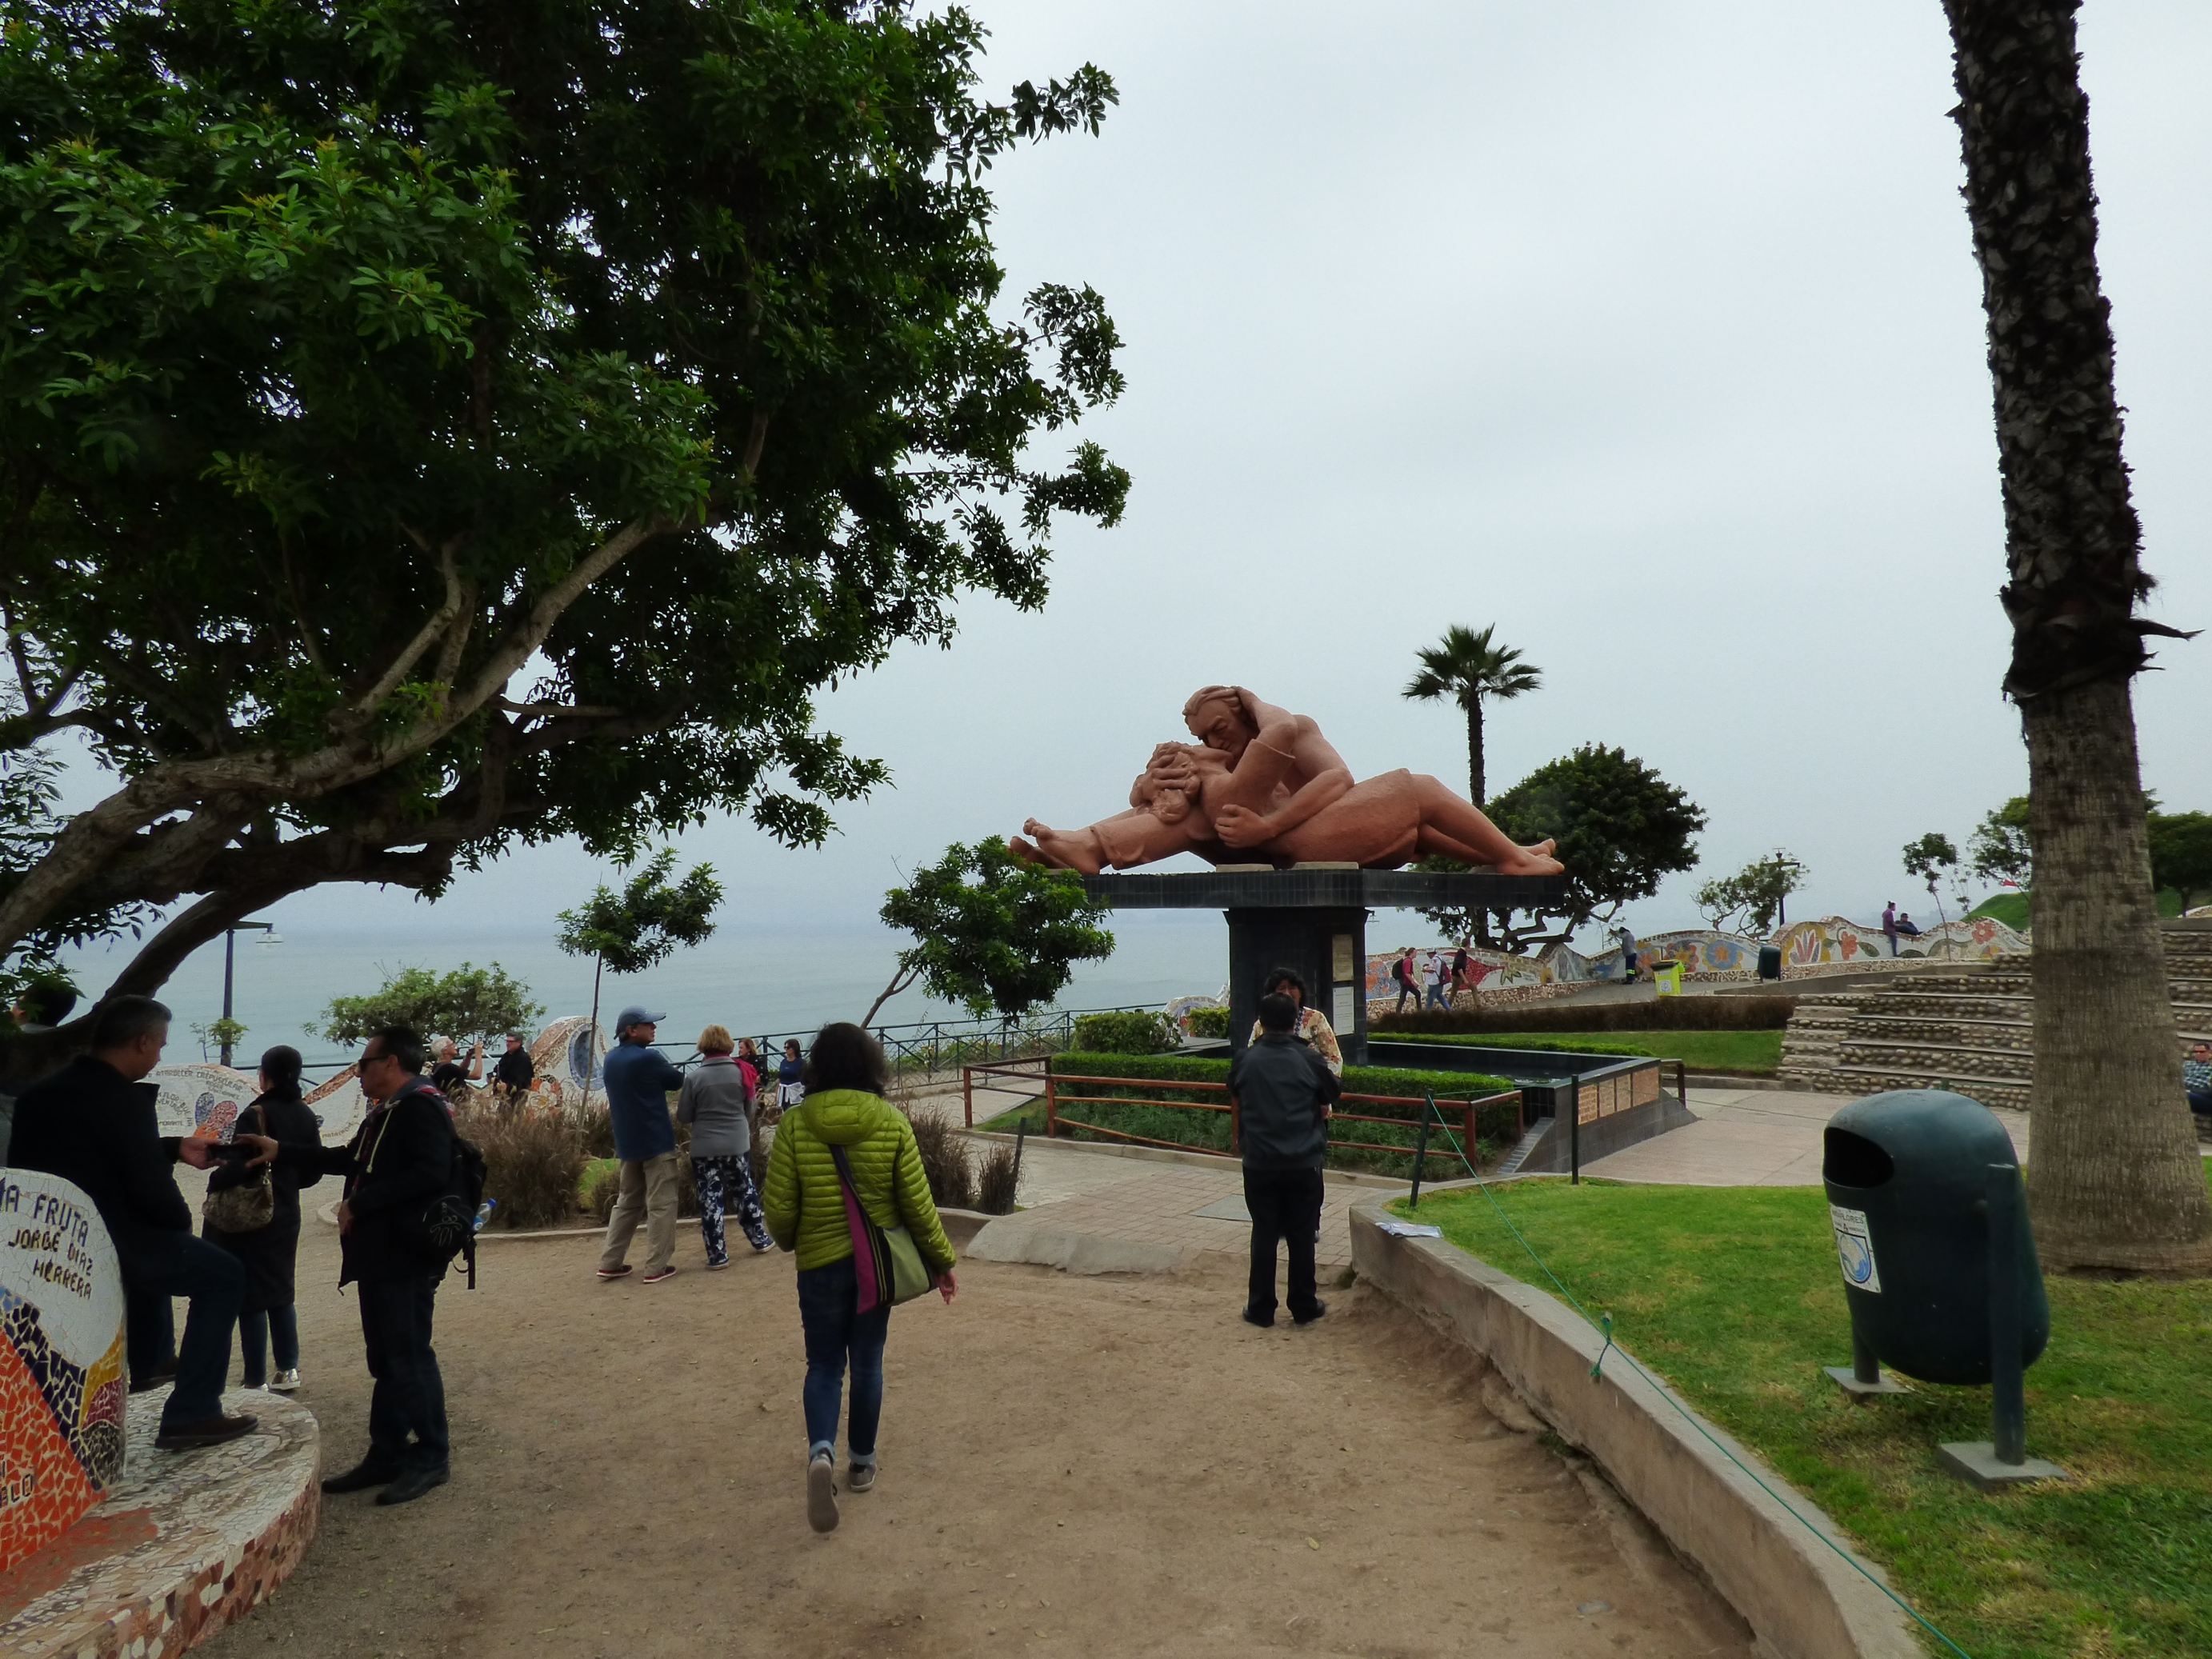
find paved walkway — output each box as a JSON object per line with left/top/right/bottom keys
{"left": 1580, "top": 1087, "right": 2032, "bottom": 1185}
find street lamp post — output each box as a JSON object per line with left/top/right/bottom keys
{"left": 221, "top": 920, "right": 281, "bottom": 1067}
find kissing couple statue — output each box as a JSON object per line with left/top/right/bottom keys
{"left": 1012, "top": 685, "right": 1563, "bottom": 877}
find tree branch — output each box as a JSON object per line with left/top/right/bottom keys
{"left": 350, "top": 534, "right": 467, "bottom": 720}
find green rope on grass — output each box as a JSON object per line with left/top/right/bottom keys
{"left": 1451, "top": 1166, "right": 1977, "bottom": 1659}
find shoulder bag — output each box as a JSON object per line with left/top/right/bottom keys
{"left": 202, "top": 1105, "right": 276, "bottom": 1234}
{"left": 827, "top": 1141, "right": 932, "bottom": 1313}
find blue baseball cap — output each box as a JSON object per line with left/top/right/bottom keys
{"left": 613, "top": 1006, "right": 666, "bottom": 1033}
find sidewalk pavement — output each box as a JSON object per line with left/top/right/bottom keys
{"left": 1580, "top": 1087, "right": 2032, "bottom": 1185}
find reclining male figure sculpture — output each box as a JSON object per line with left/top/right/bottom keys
{"left": 1012, "top": 685, "right": 1562, "bottom": 877}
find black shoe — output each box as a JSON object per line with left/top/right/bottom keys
{"left": 1293, "top": 1300, "right": 1328, "bottom": 1326}
{"left": 375, "top": 1465, "right": 451, "bottom": 1506}
{"left": 129, "top": 1361, "right": 179, "bottom": 1395}
{"left": 321, "top": 1457, "right": 402, "bottom": 1494}
{"left": 155, "top": 1412, "right": 257, "bottom": 1450}
{"left": 1241, "top": 1306, "right": 1275, "bottom": 1329}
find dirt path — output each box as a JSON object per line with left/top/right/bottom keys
{"left": 195, "top": 1216, "right": 1753, "bottom": 1659}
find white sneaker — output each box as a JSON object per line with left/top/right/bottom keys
{"left": 807, "top": 1453, "right": 839, "bottom": 1533}
{"left": 268, "top": 1369, "right": 302, "bottom": 1393}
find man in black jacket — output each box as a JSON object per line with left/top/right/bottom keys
{"left": 7, "top": 995, "right": 259, "bottom": 1448}
{"left": 1229, "top": 992, "right": 1341, "bottom": 1329}
{"left": 272, "top": 1025, "right": 458, "bottom": 1505}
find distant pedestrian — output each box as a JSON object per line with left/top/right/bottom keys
{"left": 1424, "top": 951, "right": 1451, "bottom": 1010}
{"left": 429, "top": 1038, "right": 481, "bottom": 1099}
{"left": 205, "top": 1045, "right": 324, "bottom": 1393}
{"left": 1243, "top": 968, "right": 1342, "bottom": 1076}
{"left": 1391, "top": 948, "right": 1420, "bottom": 1013}
{"left": 259, "top": 1025, "right": 459, "bottom": 1504}
{"left": 762, "top": 1023, "right": 957, "bottom": 1535}
{"left": 1614, "top": 923, "right": 1640, "bottom": 983}
{"left": 1896, "top": 912, "right": 1922, "bottom": 938}
{"left": 1882, "top": 902, "right": 1899, "bottom": 957}
{"left": 490, "top": 1033, "right": 535, "bottom": 1101}
{"left": 2184, "top": 1042, "right": 2211, "bottom": 1118}
{"left": 1451, "top": 942, "right": 1473, "bottom": 998}
{"left": 1230, "top": 993, "right": 1339, "bottom": 1329}
{"left": 596, "top": 1007, "right": 686, "bottom": 1285}
{"left": 778, "top": 1039, "right": 806, "bottom": 1112}
{"left": 736, "top": 1037, "right": 764, "bottom": 1098}
{"left": 680, "top": 1025, "right": 772, "bottom": 1268}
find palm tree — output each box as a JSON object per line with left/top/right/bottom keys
{"left": 1943, "top": 1, "right": 2212, "bottom": 1273}
{"left": 1402, "top": 625, "right": 1542, "bottom": 807}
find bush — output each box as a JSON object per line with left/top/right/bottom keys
{"left": 906, "top": 1109, "right": 979, "bottom": 1210}
{"left": 1072, "top": 1009, "right": 1180, "bottom": 1053}
{"left": 1371, "top": 994, "right": 1795, "bottom": 1035}
{"left": 468, "top": 1110, "right": 589, "bottom": 1229}
{"left": 1184, "top": 1006, "right": 1230, "bottom": 1039}
{"left": 974, "top": 1139, "right": 1020, "bottom": 1214}
{"left": 576, "top": 1101, "right": 616, "bottom": 1157}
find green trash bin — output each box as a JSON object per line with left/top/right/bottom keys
{"left": 1822, "top": 1089, "right": 2049, "bottom": 1385}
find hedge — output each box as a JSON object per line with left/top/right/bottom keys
{"left": 1375, "top": 1033, "right": 1654, "bottom": 1057}
{"left": 990, "top": 1052, "right": 1524, "bottom": 1179}
{"left": 1371, "top": 993, "right": 1796, "bottom": 1035}
{"left": 1071, "top": 1009, "right": 1179, "bottom": 1054}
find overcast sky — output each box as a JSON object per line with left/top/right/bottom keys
{"left": 58, "top": 1, "right": 2212, "bottom": 1021}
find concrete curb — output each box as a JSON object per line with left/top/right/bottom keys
{"left": 1349, "top": 1198, "right": 1919, "bottom": 1659}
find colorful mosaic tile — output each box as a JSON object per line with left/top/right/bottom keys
{"left": 0, "top": 1389, "right": 319, "bottom": 1658}
{"left": 0, "top": 1171, "right": 127, "bottom": 1573}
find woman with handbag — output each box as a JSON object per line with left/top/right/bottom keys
{"left": 761, "top": 1022, "right": 957, "bottom": 1536}
{"left": 203, "top": 1045, "right": 324, "bottom": 1391}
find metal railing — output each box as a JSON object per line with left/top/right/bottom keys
{"left": 966, "top": 1067, "right": 1525, "bottom": 1170}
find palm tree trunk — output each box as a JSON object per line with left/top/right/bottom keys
{"left": 1945, "top": 0, "right": 2212, "bottom": 1272}
{"left": 1465, "top": 700, "right": 1491, "bottom": 945}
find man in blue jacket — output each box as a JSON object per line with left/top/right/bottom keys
{"left": 1229, "top": 992, "right": 1340, "bottom": 1328}
{"left": 597, "top": 1006, "right": 686, "bottom": 1284}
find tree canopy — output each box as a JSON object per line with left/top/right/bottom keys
{"left": 2147, "top": 811, "right": 2212, "bottom": 913}
{"left": 1694, "top": 852, "right": 1808, "bottom": 937}
{"left": 1401, "top": 624, "right": 1541, "bottom": 807}
{"left": 1970, "top": 795, "right": 2033, "bottom": 889}
{"left": 869, "top": 836, "right": 1114, "bottom": 1024}
{"left": 0, "top": 0, "right": 1127, "bottom": 1021}
{"left": 317, "top": 961, "right": 545, "bottom": 1046}
{"left": 1416, "top": 745, "right": 1704, "bottom": 952}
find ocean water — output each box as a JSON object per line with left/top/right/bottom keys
{"left": 56, "top": 909, "right": 1234, "bottom": 1073}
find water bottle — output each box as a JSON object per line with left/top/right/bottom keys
{"left": 472, "top": 1198, "right": 498, "bottom": 1233}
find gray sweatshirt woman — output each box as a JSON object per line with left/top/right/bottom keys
{"left": 677, "top": 1054, "right": 753, "bottom": 1158}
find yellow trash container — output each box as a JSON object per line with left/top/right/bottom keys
{"left": 1653, "top": 960, "right": 1684, "bottom": 997}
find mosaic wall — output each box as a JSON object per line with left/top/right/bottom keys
{"left": 150, "top": 1063, "right": 368, "bottom": 1148}
{"left": 528, "top": 1016, "right": 610, "bottom": 1113}
{"left": 0, "top": 1170, "right": 126, "bottom": 1575}
{"left": 0, "top": 1389, "right": 319, "bottom": 1659}
{"left": 1362, "top": 915, "right": 2030, "bottom": 1000}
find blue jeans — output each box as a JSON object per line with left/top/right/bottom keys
{"left": 2189, "top": 1090, "right": 2212, "bottom": 1117}
{"left": 797, "top": 1257, "right": 890, "bottom": 1466}
{"left": 238, "top": 1305, "right": 300, "bottom": 1385}
{"left": 1424, "top": 984, "right": 1450, "bottom": 1009}
{"left": 130, "top": 1234, "right": 245, "bottom": 1428}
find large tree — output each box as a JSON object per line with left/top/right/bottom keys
{"left": 0, "top": 2, "right": 1126, "bottom": 1033}
{"left": 1942, "top": 1, "right": 2211, "bottom": 1271}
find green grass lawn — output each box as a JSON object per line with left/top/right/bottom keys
{"left": 1398, "top": 1029, "right": 1785, "bottom": 1075}
{"left": 1389, "top": 1177, "right": 2212, "bottom": 1658}
{"left": 1969, "top": 892, "right": 2032, "bottom": 929}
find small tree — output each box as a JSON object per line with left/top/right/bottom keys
{"left": 192, "top": 1016, "right": 250, "bottom": 1063}
{"left": 318, "top": 964, "right": 546, "bottom": 1047}
{"left": 2147, "top": 811, "right": 2212, "bottom": 913}
{"left": 1902, "top": 833, "right": 1962, "bottom": 925}
{"left": 1416, "top": 746, "right": 1705, "bottom": 953}
{"left": 1694, "top": 853, "right": 1809, "bottom": 936}
{"left": 867, "top": 837, "right": 1114, "bottom": 1026}
{"left": 1401, "top": 625, "right": 1542, "bottom": 808}
{"left": 555, "top": 849, "right": 723, "bottom": 1049}
{"left": 1970, "top": 796, "right": 2034, "bottom": 889}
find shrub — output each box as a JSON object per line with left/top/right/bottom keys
{"left": 575, "top": 1101, "right": 616, "bottom": 1157}
{"left": 584, "top": 1153, "right": 699, "bottom": 1220}
{"left": 974, "top": 1139, "right": 1021, "bottom": 1214}
{"left": 1370, "top": 994, "right": 1795, "bottom": 1035}
{"left": 906, "top": 1109, "right": 979, "bottom": 1211}
{"left": 1185, "top": 1006, "right": 1230, "bottom": 1039}
{"left": 469, "top": 1110, "right": 589, "bottom": 1229}
{"left": 1072, "top": 1009, "right": 1180, "bottom": 1053}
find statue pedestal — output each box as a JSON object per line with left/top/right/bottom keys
{"left": 1081, "top": 867, "right": 1569, "bottom": 1066}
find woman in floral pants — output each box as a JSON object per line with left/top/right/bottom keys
{"left": 678, "top": 1025, "right": 773, "bottom": 1265}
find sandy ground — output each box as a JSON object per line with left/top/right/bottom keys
{"left": 191, "top": 1211, "right": 1754, "bottom": 1659}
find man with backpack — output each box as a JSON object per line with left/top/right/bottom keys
{"left": 1391, "top": 949, "right": 1420, "bottom": 1013}
{"left": 254, "top": 1025, "right": 462, "bottom": 1505}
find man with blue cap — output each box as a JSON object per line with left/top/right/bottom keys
{"left": 596, "top": 1005, "right": 686, "bottom": 1283}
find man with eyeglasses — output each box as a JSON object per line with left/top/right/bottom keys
{"left": 247, "top": 1025, "right": 458, "bottom": 1505}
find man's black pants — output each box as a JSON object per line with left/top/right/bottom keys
{"left": 1243, "top": 1165, "right": 1324, "bottom": 1322}
{"left": 129, "top": 1234, "right": 245, "bottom": 1427}
{"left": 358, "top": 1273, "right": 450, "bottom": 1475}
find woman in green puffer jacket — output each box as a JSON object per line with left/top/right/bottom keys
{"left": 762, "top": 1022, "right": 958, "bottom": 1535}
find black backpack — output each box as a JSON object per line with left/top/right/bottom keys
{"left": 408, "top": 1132, "right": 490, "bottom": 1289}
